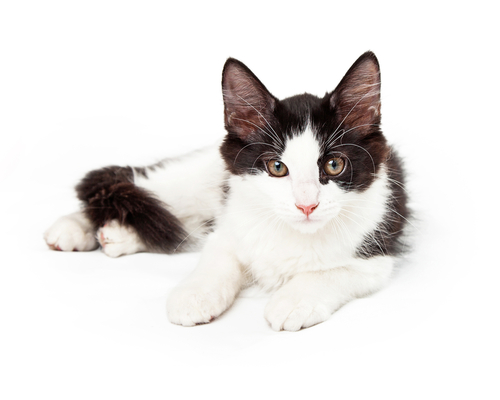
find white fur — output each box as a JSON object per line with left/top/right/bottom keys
{"left": 263, "top": 256, "right": 394, "bottom": 331}
{"left": 97, "top": 220, "right": 147, "bottom": 258}
{"left": 45, "top": 130, "right": 396, "bottom": 330}
{"left": 167, "top": 128, "right": 395, "bottom": 330}
{"left": 44, "top": 213, "right": 147, "bottom": 257}
{"left": 44, "top": 211, "right": 98, "bottom": 252}
{"left": 44, "top": 145, "right": 226, "bottom": 257}
{"left": 134, "top": 143, "right": 227, "bottom": 249}
{"left": 167, "top": 232, "right": 244, "bottom": 326}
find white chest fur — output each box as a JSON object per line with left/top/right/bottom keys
{"left": 217, "top": 168, "right": 391, "bottom": 291}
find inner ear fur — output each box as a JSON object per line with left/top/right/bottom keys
{"left": 222, "top": 58, "right": 277, "bottom": 141}
{"left": 329, "top": 51, "right": 381, "bottom": 135}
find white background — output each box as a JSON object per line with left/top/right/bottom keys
{"left": 1, "top": 1, "right": 498, "bottom": 399}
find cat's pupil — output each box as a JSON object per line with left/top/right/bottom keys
{"left": 324, "top": 157, "right": 344, "bottom": 176}
{"left": 267, "top": 159, "right": 288, "bottom": 177}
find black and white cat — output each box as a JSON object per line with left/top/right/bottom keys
{"left": 44, "top": 51, "right": 409, "bottom": 331}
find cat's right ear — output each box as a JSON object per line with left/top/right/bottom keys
{"left": 222, "top": 58, "right": 277, "bottom": 141}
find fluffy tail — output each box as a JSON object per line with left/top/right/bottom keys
{"left": 76, "top": 166, "right": 187, "bottom": 253}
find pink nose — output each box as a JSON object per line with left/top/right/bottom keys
{"left": 296, "top": 203, "right": 319, "bottom": 217}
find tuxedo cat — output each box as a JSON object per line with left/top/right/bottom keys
{"left": 44, "top": 51, "right": 409, "bottom": 331}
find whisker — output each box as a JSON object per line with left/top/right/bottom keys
{"left": 232, "top": 140, "right": 281, "bottom": 165}
{"left": 330, "top": 86, "right": 380, "bottom": 139}
{"left": 233, "top": 93, "right": 283, "bottom": 146}
{"left": 328, "top": 143, "right": 376, "bottom": 174}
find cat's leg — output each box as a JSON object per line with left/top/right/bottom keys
{"left": 45, "top": 164, "right": 186, "bottom": 257}
{"left": 44, "top": 211, "right": 99, "bottom": 252}
{"left": 96, "top": 220, "right": 147, "bottom": 258}
{"left": 75, "top": 165, "right": 188, "bottom": 255}
{"left": 45, "top": 143, "right": 225, "bottom": 257}
{"left": 264, "top": 256, "right": 395, "bottom": 331}
{"left": 167, "top": 232, "right": 244, "bottom": 326}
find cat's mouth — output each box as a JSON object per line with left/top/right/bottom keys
{"left": 284, "top": 205, "right": 341, "bottom": 233}
{"left": 286, "top": 213, "right": 327, "bottom": 232}
{"left": 299, "top": 215, "right": 322, "bottom": 224}
{"left": 292, "top": 217, "right": 326, "bottom": 234}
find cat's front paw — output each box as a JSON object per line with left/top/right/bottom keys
{"left": 264, "top": 280, "right": 333, "bottom": 332}
{"left": 167, "top": 284, "right": 231, "bottom": 327}
{"left": 264, "top": 294, "right": 331, "bottom": 332}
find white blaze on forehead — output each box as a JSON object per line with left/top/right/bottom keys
{"left": 281, "top": 126, "right": 321, "bottom": 177}
{"left": 281, "top": 126, "right": 321, "bottom": 205}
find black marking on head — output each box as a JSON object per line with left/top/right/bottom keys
{"left": 220, "top": 52, "right": 389, "bottom": 193}
{"left": 76, "top": 165, "right": 187, "bottom": 253}
{"left": 315, "top": 51, "right": 385, "bottom": 191}
{"left": 220, "top": 58, "right": 281, "bottom": 176}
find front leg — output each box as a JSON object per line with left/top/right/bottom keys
{"left": 264, "top": 256, "right": 395, "bottom": 331}
{"left": 167, "top": 233, "right": 244, "bottom": 326}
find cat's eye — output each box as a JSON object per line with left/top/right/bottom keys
{"left": 267, "top": 160, "right": 289, "bottom": 177}
{"left": 324, "top": 157, "right": 345, "bottom": 176}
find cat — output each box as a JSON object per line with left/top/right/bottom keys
{"left": 44, "top": 51, "right": 409, "bottom": 331}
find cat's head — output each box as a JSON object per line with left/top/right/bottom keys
{"left": 220, "top": 52, "right": 389, "bottom": 234}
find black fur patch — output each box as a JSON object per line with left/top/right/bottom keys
{"left": 133, "top": 166, "right": 149, "bottom": 179}
{"left": 220, "top": 52, "right": 388, "bottom": 192}
{"left": 75, "top": 166, "right": 187, "bottom": 253}
{"left": 356, "top": 151, "right": 410, "bottom": 258}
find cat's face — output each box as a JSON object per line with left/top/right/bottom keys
{"left": 220, "top": 52, "right": 389, "bottom": 234}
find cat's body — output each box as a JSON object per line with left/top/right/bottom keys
{"left": 44, "top": 52, "right": 409, "bottom": 331}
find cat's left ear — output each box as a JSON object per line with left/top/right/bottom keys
{"left": 222, "top": 58, "right": 277, "bottom": 141}
{"left": 329, "top": 51, "right": 381, "bottom": 134}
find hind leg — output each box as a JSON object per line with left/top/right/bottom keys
{"left": 44, "top": 211, "right": 99, "bottom": 252}
{"left": 45, "top": 212, "right": 147, "bottom": 257}
{"left": 97, "top": 220, "right": 147, "bottom": 258}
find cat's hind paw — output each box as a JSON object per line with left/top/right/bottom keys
{"left": 97, "top": 220, "right": 146, "bottom": 258}
{"left": 44, "top": 212, "right": 99, "bottom": 252}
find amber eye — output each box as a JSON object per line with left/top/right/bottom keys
{"left": 267, "top": 160, "right": 289, "bottom": 177}
{"left": 324, "top": 157, "right": 345, "bottom": 176}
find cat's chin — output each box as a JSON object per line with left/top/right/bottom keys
{"left": 289, "top": 218, "right": 328, "bottom": 235}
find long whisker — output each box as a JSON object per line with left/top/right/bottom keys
{"left": 223, "top": 90, "right": 283, "bottom": 148}
{"left": 230, "top": 116, "right": 283, "bottom": 150}
{"left": 232, "top": 140, "right": 281, "bottom": 165}
{"left": 331, "top": 86, "right": 380, "bottom": 138}
{"left": 328, "top": 143, "right": 376, "bottom": 174}
{"left": 233, "top": 93, "right": 283, "bottom": 146}
{"left": 340, "top": 197, "right": 416, "bottom": 231}
{"left": 339, "top": 210, "right": 386, "bottom": 256}
{"left": 325, "top": 123, "right": 380, "bottom": 150}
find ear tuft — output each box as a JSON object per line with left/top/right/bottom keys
{"left": 222, "top": 58, "right": 276, "bottom": 140}
{"left": 330, "top": 51, "right": 381, "bottom": 134}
